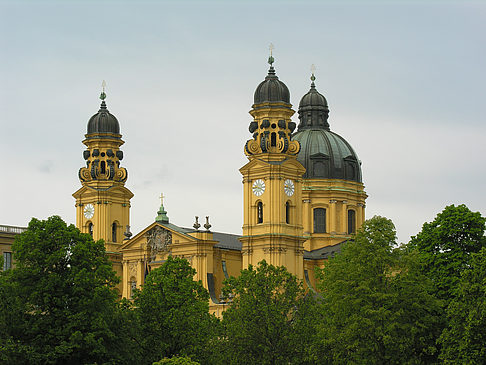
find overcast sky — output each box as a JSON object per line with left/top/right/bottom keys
{"left": 1, "top": 0, "right": 485, "bottom": 244}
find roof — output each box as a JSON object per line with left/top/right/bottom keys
{"left": 292, "top": 128, "right": 363, "bottom": 182}
{"left": 253, "top": 65, "right": 290, "bottom": 105}
{"left": 212, "top": 232, "right": 242, "bottom": 251}
{"left": 304, "top": 241, "right": 345, "bottom": 260}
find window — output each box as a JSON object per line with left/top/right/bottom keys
{"left": 285, "top": 202, "right": 290, "bottom": 224}
{"left": 348, "top": 210, "right": 356, "bottom": 234}
{"left": 112, "top": 222, "right": 117, "bottom": 242}
{"left": 100, "top": 161, "right": 106, "bottom": 174}
{"left": 313, "top": 161, "right": 325, "bottom": 177}
{"left": 257, "top": 202, "right": 263, "bottom": 224}
{"left": 271, "top": 132, "right": 276, "bottom": 147}
{"left": 88, "top": 223, "right": 93, "bottom": 237}
{"left": 313, "top": 208, "right": 326, "bottom": 233}
{"left": 3, "top": 252, "right": 12, "bottom": 271}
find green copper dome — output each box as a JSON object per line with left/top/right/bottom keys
{"left": 253, "top": 65, "right": 290, "bottom": 105}
{"left": 292, "top": 77, "right": 362, "bottom": 182}
{"left": 87, "top": 100, "right": 120, "bottom": 136}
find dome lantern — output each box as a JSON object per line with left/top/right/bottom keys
{"left": 297, "top": 71, "right": 330, "bottom": 131}
{"left": 293, "top": 71, "right": 362, "bottom": 182}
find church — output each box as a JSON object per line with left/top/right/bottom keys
{"left": 72, "top": 55, "right": 367, "bottom": 315}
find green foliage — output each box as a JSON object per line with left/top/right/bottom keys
{"left": 153, "top": 355, "right": 200, "bottom": 364}
{"left": 220, "top": 260, "right": 319, "bottom": 365}
{"left": 316, "top": 216, "right": 442, "bottom": 364}
{"left": 439, "top": 247, "right": 486, "bottom": 364}
{"left": 0, "top": 216, "right": 136, "bottom": 364}
{"left": 409, "top": 204, "right": 486, "bottom": 301}
{"left": 133, "top": 256, "right": 218, "bottom": 364}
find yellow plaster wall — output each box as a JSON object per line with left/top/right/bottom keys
{"left": 302, "top": 178, "right": 367, "bottom": 252}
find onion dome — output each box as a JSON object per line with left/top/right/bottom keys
{"left": 253, "top": 55, "right": 290, "bottom": 105}
{"left": 86, "top": 91, "right": 120, "bottom": 136}
{"left": 293, "top": 73, "right": 362, "bottom": 182}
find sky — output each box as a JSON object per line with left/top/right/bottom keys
{"left": 1, "top": 0, "right": 485, "bottom": 244}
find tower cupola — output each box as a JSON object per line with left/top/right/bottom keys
{"left": 78, "top": 87, "right": 128, "bottom": 184}
{"left": 245, "top": 52, "right": 299, "bottom": 156}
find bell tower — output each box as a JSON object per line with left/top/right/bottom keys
{"left": 73, "top": 84, "right": 133, "bottom": 273}
{"left": 239, "top": 51, "right": 306, "bottom": 278}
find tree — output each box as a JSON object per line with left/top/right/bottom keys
{"left": 133, "top": 256, "right": 218, "bottom": 365}
{"left": 0, "top": 216, "right": 135, "bottom": 364}
{"left": 439, "top": 247, "right": 486, "bottom": 364}
{"left": 316, "top": 216, "right": 442, "bottom": 364}
{"left": 408, "top": 204, "right": 486, "bottom": 301}
{"left": 220, "top": 260, "right": 319, "bottom": 365}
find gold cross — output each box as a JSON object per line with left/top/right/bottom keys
{"left": 269, "top": 43, "right": 275, "bottom": 56}
{"left": 159, "top": 193, "right": 165, "bottom": 206}
{"left": 102, "top": 80, "right": 106, "bottom": 93}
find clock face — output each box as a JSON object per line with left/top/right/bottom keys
{"left": 83, "top": 204, "right": 95, "bottom": 219}
{"left": 284, "top": 179, "right": 295, "bottom": 197}
{"left": 252, "top": 179, "right": 265, "bottom": 196}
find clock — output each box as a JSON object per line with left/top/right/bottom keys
{"left": 284, "top": 179, "right": 295, "bottom": 197}
{"left": 83, "top": 203, "right": 95, "bottom": 219}
{"left": 252, "top": 179, "right": 265, "bottom": 196}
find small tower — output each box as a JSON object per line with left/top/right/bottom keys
{"left": 239, "top": 50, "right": 306, "bottom": 278}
{"left": 293, "top": 68, "right": 367, "bottom": 252}
{"left": 72, "top": 84, "right": 133, "bottom": 277}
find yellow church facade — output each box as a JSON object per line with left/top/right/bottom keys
{"left": 72, "top": 57, "right": 367, "bottom": 314}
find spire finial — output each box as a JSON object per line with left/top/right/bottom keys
{"left": 100, "top": 80, "right": 107, "bottom": 100}
{"left": 268, "top": 43, "right": 275, "bottom": 66}
{"left": 193, "top": 216, "right": 201, "bottom": 230}
{"left": 204, "top": 216, "right": 212, "bottom": 232}
{"left": 155, "top": 193, "right": 169, "bottom": 223}
{"left": 310, "top": 64, "right": 316, "bottom": 87}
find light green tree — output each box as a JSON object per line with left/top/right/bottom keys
{"left": 220, "top": 260, "right": 319, "bottom": 365}
{"left": 439, "top": 247, "right": 486, "bottom": 364}
{"left": 408, "top": 204, "right": 486, "bottom": 301}
{"left": 316, "top": 216, "right": 442, "bottom": 364}
{"left": 133, "top": 256, "right": 218, "bottom": 365}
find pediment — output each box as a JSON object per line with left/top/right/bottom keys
{"left": 120, "top": 221, "right": 197, "bottom": 252}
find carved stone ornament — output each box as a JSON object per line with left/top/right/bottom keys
{"left": 146, "top": 226, "right": 172, "bottom": 261}
{"left": 129, "top": 262, "right": 137, "bottom": 276}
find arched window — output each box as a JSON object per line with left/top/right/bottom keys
{"left": 88, "top": 222, "right": 93, "bottom": 237}
{"left": 100, "top": 161, "right": 106, "bottom": 174}
{"left": 285, "top": 202, "right": 290, "bottom": 224}
{"left": 112, "top": 222, "right": 117, "bottom": 242}
{"left": 313, "top": 208, "right": 326, "bottom": 233}
{"left": 257, "top": 202, "right": 263, "bottom": 224}
{"left": 348, "top": 210, "right": 356, "bottom": 234}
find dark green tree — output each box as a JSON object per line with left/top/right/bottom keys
{"left": 439, "top": 247, "right": 486, "bottom": 364}
{"left": 133, "top": 256, "right": 218, "bottom": 365}
{"left": 316, "top": 216, "right": 442, "bottom": 364}
{"left": 408, "top": 204, "right": 486, "bottom": 301}
{"left": 220, "top": 260, "right": 319, "bottom": 365}
{"left": 0, "top": 216, "right": 136, "bottom": 364}
{"left": 153, "top": 356, "right": 200, "bottom": 365}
